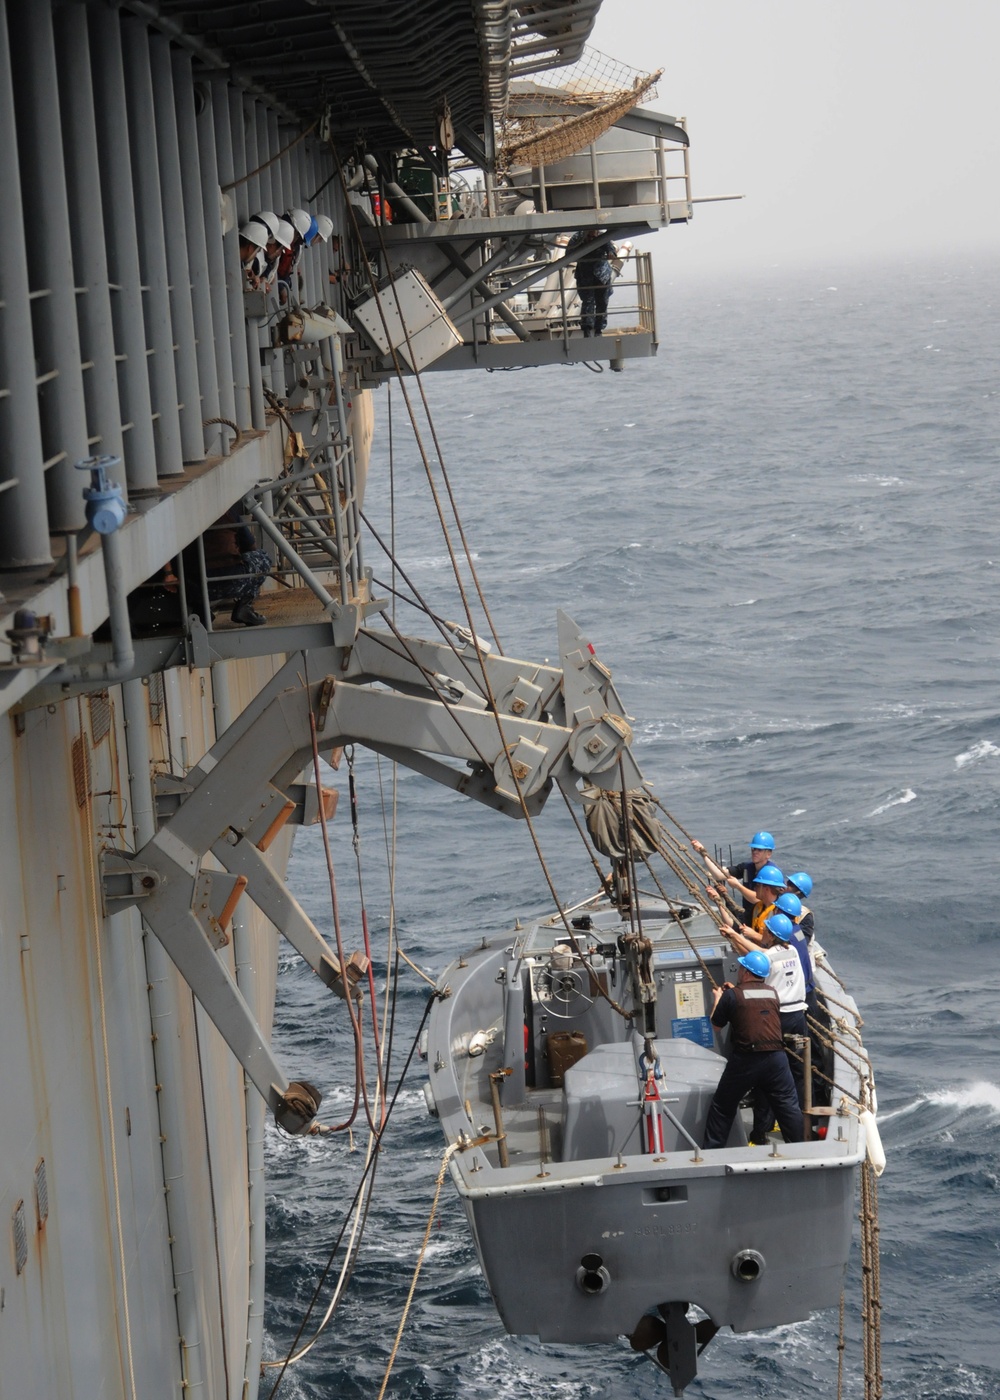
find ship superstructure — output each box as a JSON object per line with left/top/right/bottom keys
{"left": 0, "top": 3, "right": 696, "bottom": 1397}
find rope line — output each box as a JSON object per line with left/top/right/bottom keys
{"left": 376, "top": 1144, "right": 459, "bottom": 1400}
{"left": 263, "top": 992, "right": 437, "bottom": 1397}
{"left": 221, "top": 119, "right": 318, "bottom": 192}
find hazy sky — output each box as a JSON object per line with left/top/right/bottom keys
{"left": 588, "top": 1, "right": 1000, "bottom": 275}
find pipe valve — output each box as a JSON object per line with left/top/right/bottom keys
{"left": 76, "top": 455, "right": 126, "bottom": 535}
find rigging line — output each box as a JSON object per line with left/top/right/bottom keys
{"left": 365, "top": 197, "right": 505, "bottom": 656}
{"left": 276, "top": 904, "right": 399, "bottom": 1367}
{"left": 346, "top": 747, "right": 388, "bottom": 1125}
{"left": 388, "top": 383, "right": 396, "bottom": 629}
{"left": 78, "top": 700, "right": 138, "bottom": 1400}
{"left": 558, "top": 785, "right": 613, "bottom": 896}
{"left": 376, "top": 1143, "right": 460, "bottom": 1400}
{"left": 304, "top": 663, "right": 381, "bottom": 1138}
{"left": 619, "top": 760, "right": 643, "bottom": 938}
{"left": 263, "top": 991, "right": 437, "bottom": 1397}
{"left": 637, "top": 851, "right": 720, "bottom": 989}
{"left": 280, "top": 753, "right": 409, "bottom": 1365}
{"left": 331, "top": 144, "right": 629, "bottom": 1021}
{"left": 359, "top": 506, "right": 489, "bottom": 694}
{"left": 221, "top": 117, "right": 318, "bottom": 191}
{"left": 329, "top": 140, "right": 503, "bottom": 678}
{"left": 377, "top": 613, "right": 494, "bottom": 771}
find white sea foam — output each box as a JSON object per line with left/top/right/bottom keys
{"left": 869, "top": 788, "right": 916, "bottom": 816}
{"left": 731, "top": 597, "right": 757, "bottom": 606}
{"left": 926, "top": 1081, "right": 1000, "bottom": 1115}
{"left": 955, "top": 738, "right": 1000, "bottom": 769}
{"left": 881, "top": 1081, "right": 1000, "bottom": 1124}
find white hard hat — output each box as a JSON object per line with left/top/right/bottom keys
{"left": 313, "top": 214, "right": 335, "bottom": 243}
{"left": 239, "top": 218, "right": 270, "bottom": 250}
{"left": 253, "top": 209, "right": 281, "bottom": 238}
{"left": 272, "top": 217, "right": 295, "bottom": 250}
{"left": 285, "top": 207, "right": 313, "bottom": 240}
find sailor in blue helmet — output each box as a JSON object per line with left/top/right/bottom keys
{"left": 774, "top": 891, "right": 814, "bottom": 1000}
{"left": 784, "top": 871, "right": 833, "bottom": 1120}
{"left": 692, "top": 830, "right": 776, "bottom": 921}
{"left": 702, "top": 947, "right": 803, "bottom": 1150}
{"left": 786, "top": 870, "right": 815, "bottom": 942}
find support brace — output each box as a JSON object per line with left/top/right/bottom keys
{"left": 103, "top": 611, "right": 644, "bottom": 1131}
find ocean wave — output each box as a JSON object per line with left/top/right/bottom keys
{"left": 954, "top": 739, "right": 1000, "bottom": 769}
{"left": 869, "top": 788, "right": 917, "bottom": 816}
{"left": 881, "top": 1081, "right": 1000, "bottom": 1124}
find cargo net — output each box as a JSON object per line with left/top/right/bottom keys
{"left": 498, "top": 47, "right": 661, "bottom": 172}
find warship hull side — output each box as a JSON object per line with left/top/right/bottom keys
{"left": 1, "top": 656, "right": 290, "bottom": 1398}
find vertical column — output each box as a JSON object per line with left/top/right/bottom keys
{"left": 87, "top": 3, "right": 157, "bottom": 494}
{"left": 206, "top": 76, "right": 247, "bottom": 428}
{"left": 266, "top": 110, "right": 284, "bottom": 215}
{"left": 227, "top": 84, "right": 264, "bottom": 429}
{"left": 7, "top": 0, "right": 89, "bottom": 531}
{"left": 170, "top": 48, "right": 222, "bottom": 457}
{"left": 251, "top": 101, "right": 272, "bottom": 213}
{"left": 53, "top": 5, "right": 125, "bottom": 480}
{"left": 120, "top": 18, "right": 184, "bottom": 477}
{"left": 0, "top": 0, "right": 50, "bottom": 567}
{"left": 238, "top": 93, "right": 261, "bottom": 215}
{"left": 149, "top": 34, "right": 203, "bottom": 465}
{"left": 296, "top": 139, "right": 320, "bottom": 308}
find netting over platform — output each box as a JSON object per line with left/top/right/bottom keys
{"left": 499, "top": 48, "right": 661, "bottom": 171}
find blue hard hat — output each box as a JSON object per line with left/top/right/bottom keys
{"left": 787, "top": 870, "right": 813, "bottom": 898}
{"left": 753, "top": 863, "right": 785, "bottom": 887}
{"left": 750, "top": 831, "right": 775, "bottom": 851}
{"left": 775, "top": 892, "right": 802, "bottom": 919}
{"left": 764, "top": 912, "right": 794, "bottom": 942}
{"left": 738, "top": 949, "right": 771, "bottom": 979}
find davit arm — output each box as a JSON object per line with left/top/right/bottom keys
{"left": 102, "top": 611, "right": 646, "bottom": 1131}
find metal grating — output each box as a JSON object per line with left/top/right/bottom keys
{"left": 148, "top": 672, "right": 165, "bottom": 724}
{"left": 34, "top": 1159, "right": 49, "bottom": 1227}
{"left": 89, "top": 690, "right": 112, "bottom": 745}
{"left": 71, "top": 733, "right": 91, "bottom": 808}
{"left": 12, "top": 1201, "right": 27, "bottom": 1274}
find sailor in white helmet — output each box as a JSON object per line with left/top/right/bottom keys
{"left": 251, "top": 210, "right": 294, "bottom": 288}
{"left": 276, "top": 207, "right": 318, "bottom": 303}
{"left": 238, "top": 218, "right": 270, "bottom": 289}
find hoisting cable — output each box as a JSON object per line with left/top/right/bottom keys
{"left": 352, "top": 150, "right": 504, "bottom": 656}
{"left": 346, "top": 745, "right": 388, "bottom": 1125}
{"left": 328, "top": 147, "right": 637, "bottom": 1022}
{"left": 263, "top": 991, "right": 438, "bottom": 1398}
{"left": 361, "top": 506, "right": 495, "bottom": 695}
{"left": 274, "top": 750, "right": 408, "bottom": 1368}
{"left": 330, "top": 138, "right": 503, "bottom": 662}
{"left": 305, "top": 663, "right": 381, "bottom": 1137}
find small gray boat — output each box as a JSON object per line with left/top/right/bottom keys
{"left": 424, "top": 892, "right": 877, "bottom": 1394}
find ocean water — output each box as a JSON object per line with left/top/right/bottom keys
{"left": 261, "top": 253, "right": 1000, "bottom": 1399}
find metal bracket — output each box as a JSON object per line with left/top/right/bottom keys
{"left": 100, "top": 850, "right": 161, "bottom": 915}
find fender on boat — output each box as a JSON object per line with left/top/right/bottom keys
{"left": 859, "top": 1108, "right": 886, "bottom": 1176}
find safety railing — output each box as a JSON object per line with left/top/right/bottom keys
{"left": 477, "top": 247, "right": 656, "bottom": 347}
{"left": 509, "top": 126, "right": 690, "bottom": 220}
